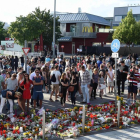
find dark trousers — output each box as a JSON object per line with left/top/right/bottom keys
{"left": 61, "top": 88, "right": 67, "bottom": 105}
{"left": 117, "top": 80, "right": 121, "bottom": 96}
{"left": 117, "top": 79, "right": 126, "bottom": 94}
{"left": 71, "top": 90, "right": 76, "bottom": 105}
{"left": 92, "top": 83, "right": 98, "bottom": 98}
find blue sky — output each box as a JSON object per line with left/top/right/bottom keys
{"left": 1, "top": 0, "right": 140, "bottom": 24}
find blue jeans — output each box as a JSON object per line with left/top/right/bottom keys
{"left": 81, "top": 84, "right": 89, "bottom": 103}
{"left": 21, "top": 63, "right": 24, "bottom": 68}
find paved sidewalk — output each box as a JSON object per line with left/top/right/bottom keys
{"left": 67, "top": 126, "right": 140, "bottom": 140}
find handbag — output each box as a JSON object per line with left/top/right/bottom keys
{"left": 58, "top": 93, "right": 63, "bottom": 97}
{"left": 68, "top": 86, "right": 74, "bottom": 92}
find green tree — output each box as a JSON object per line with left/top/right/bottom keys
{"left": 113, "top": 10, "right": 139, "bottom": 46}
{"left": 8, "top": 7, "right": 61, "bottom": 47}
{"left": 0, "top": 22, "right": 10, "bottom": 44}
{"left": 32, "top": 7, "right": 61, "bottom": 47}
{"left": 8, "top": 15, "right": 44, "bottom": 45}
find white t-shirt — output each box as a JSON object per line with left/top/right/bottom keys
{"left": 51, "top": 70, "right": 61, "bottom": 85}
{"left": 125, "top": 59, "right": 130, "bottom": 67}
{"left": 107, "top": 69, "right": 114, "bottom": 83}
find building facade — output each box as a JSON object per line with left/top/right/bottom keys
{"left": 57, "top": 12, "right": 111, "bottom": 54}
{"left": 113, "top": 6, "right": 140, "bottom": 27}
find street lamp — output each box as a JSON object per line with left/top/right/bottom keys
{"left": 53, "top": 0, "right": 56, "bottom": 58}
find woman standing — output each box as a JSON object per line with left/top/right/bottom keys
{"left": 70, "top": 72, "right": 77, "bottom": 106}
{"left": 98, "top": 71, "right": 106, "bottom": 98}
{"left": 36, "top": 60, "right": 42, "bottom": 68}
{"left": 90, "top": 68, "right": 99, "bottom": 99}
{"left": 18, "top": 72, "right": 24, "bottom": 94}
{"left": 42, "top": 67, "right": 49, "bottom": 92}
{"left": 20, "top": 74, "right": 33, "bottom": 113}
{"left": 60, "top": 73, "right": 69, "bottom": 107}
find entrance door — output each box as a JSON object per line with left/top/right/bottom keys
{"left": 72, "top": 43, "right": 75, "bottom": 55}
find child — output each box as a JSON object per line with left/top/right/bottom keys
{"left": 99, "top": 71, "right": 106, "bottom": 98}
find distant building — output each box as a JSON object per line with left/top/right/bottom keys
{"left": 56, "top": 9, "right": 112, "bottom": 54}
{"left": 112, "top": 6, "right": 140, "bottom": 27}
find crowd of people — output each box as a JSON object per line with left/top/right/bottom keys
{"left": 0, "top": 52, "right": 139, "bottom": 115}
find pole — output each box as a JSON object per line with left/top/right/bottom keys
{"left": 117, "top": 100, "right": 121, "bottom": 127}
{"left": 82, "top": 105, "right": 85, "bottom": 133}
{"left": 24, "top": 40, "right": 27, "bottom": 72}
{"left": 53, "top": 0, "right": 56, "bottom": 58}
{"left": 42, "top": 109, "right": 45, "bottom": 140}
{"left": 115, "top": 56, "right": 117, "bottom": 111}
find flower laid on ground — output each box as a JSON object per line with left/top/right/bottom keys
{"left": 0, "top": 101, "right": 140, "bottom": 139}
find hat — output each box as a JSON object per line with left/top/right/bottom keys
{"left": 120, "top": 61, "right": 124, "bottom": 63}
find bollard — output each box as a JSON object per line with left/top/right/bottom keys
{"left": 117, "top": 100, "right": 121, "bottom": 127}
{"left": 42, "top": 109, "right": 45, "bottom": 140}
{"left": 82, "top": 105, "right": 85, "bottom": 133}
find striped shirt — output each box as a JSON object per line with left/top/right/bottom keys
{"left": 128, "top": 73, "right": 140, "bottom": 86}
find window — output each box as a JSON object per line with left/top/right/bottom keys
{"left": 137, "top": 15, "right": 140, "bottom": 21}
{"left": 115, "top": 16, "right": 122, "bottom": 21}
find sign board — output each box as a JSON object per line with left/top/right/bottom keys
{"left": 111, "top": 39, "right": 120, "bottom": 53}
{"left": 22, "top": 48, "right": 30, "bottom": 55}
{"left": 61, "top": 45, "right": 64, "bottom": 49}
{"left": 112, "top": 53, "right": 119, "bottom": 58}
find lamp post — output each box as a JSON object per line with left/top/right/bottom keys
{"left": 53, "top": 0, "right": 56, "bottom": 58}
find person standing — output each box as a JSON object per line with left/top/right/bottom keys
{"left": 20, "top": 74, "right": 33, "bottom": 112}
{"left": 119, "top": 61, "right": 128, "bottom": 95}
{"left": 50, "top": 65, "right": 61, "bottom": 102}
{"left": 70, "top": 72, "right": 77, "bottom": 106}
{"left": 14, "top": 56, "right": 19, "bottom": 72}
{"left": 90, "top": 68, "right": 99, "bottom": 99}
{"left": 32, "top": 69, "right": 43, "bottom": 109}
{"left": 60, "top": 73, "right": 69, "bottom": 107}
{"left": 20, "top": 55, "right": 24, "bottom": 68}
{"left": 79, "top": 66, "right": 90, "bottom": 104}
{"left": 107, "top": 65, "right": 114, "bottom": 93}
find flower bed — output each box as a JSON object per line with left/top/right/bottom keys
{"left": 1, "top": 98, "right": 140, "bottom": 139}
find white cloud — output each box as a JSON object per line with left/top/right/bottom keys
{"left": 0, "top": 0, "right": 140, "bottom": 23}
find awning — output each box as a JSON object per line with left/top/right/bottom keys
{"left": 58, "top": 37, "right": 72, "bottom": 42}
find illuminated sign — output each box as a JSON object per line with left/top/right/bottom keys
{"left": 82, "top": 26, "right": 93, "bottom": 33}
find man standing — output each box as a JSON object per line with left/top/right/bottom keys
{"left": 119, "top": 61, "right": 128, "bottom": 95}
{"left": 79, "top": 66, "right": 90, "bottom": 104}
{"left": 50, "top": 65, "right": 61, "bottom": 102}
{"left": 20, "top": 55, "right": 24, "bottom": 68}
{"left": 27, "top": 62, "right": 32, "bottom": 75}
{"left": 33, "top": 69, "right": 44, "bottom": 109}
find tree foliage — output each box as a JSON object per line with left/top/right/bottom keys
{"left": 8, "top": 7, "right": 61, "bottom": 46}
{"left": 113, "top": 10, "right": 140, "bottom": 46}
{"left": 0, "top": 22, "right": 10, "bottom": 44}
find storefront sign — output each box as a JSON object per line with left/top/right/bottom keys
{"left": 82, "top": 26, "right": 93, "bottom": 33}
{"left": 6, "top": 43, "right": 14, "bottom": 48}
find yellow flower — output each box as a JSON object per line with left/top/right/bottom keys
{"left": 119, "top": 126, "right": 122, "bottom": 129}
{"left": 117, "top": 96, "right": 119, "bottom": 100}
{"left": 121, "top": 97, "right": 123, "bottom": 100}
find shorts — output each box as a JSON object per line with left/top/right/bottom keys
{"left": 33, "top": 91, "right": 43, "bottom": 100}
{"left": 52, "top": 84, "right": 59, "bottom": 91}
{"left": 107, "top": 82, "right": 114, "bottom": 87}
{"left": 128, "top": 86, "right": 137, "bottom": 94}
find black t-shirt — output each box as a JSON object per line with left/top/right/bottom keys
{"left": 61, "top": 79, "right": 69, "bottom": 88}
{"left": 20, "top": 57, "right": 24, "bottom": 63}
{"left": 41, "top": 57, "right": 45, "bottom": 62}
{"left": 120, "top": 65, "right": 128, "bottom": 80}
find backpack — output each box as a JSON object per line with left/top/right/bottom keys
{"left": 51, "top": 73, "right": 56, "bottom": 82}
